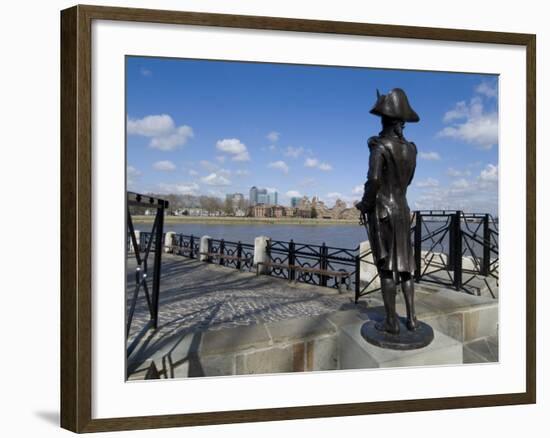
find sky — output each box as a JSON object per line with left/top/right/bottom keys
{"left": 126, "top": 56, "right": 499, "bottom": 214}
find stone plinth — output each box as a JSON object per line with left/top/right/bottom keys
{"left": 339, "top": 321, "right": 462, "bottom": 369}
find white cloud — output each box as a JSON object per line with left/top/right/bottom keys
{"left": 452, "top": 178, "right": 470, "bottom": 189}
{"left": 207, "top": 189, "right": 225, "bottom": 197}
{"left": 447, "top": 167, "right": 471, "bottom": 177}
{"left": 127, "top": 165, "right": 141, "bottom": 190}
{"left": 304, "top": 158, "right": 319, "bottom": 168}
{"left": 199, "top": 160, "right": 219, "bottom": 172}
{"left": 189, "top": 169, "right": 199, "bottom": 176}
{"left": 215, "top": 155, "right": 226, "bottom": 163}
{"left": 412, "top": 162, "right": 498, "bottom": 214}
{"left": 352, "top": 185, "right": 364, "bottom": 195}
{"left": 150, "top": 126, "right": 194, "bottom": 151}
{"left": 127, "top": 114, "right": 193, "bottom": 151}
{"left": 304, "top": 157, "right": 332, "bottom": 171}
{"left": 299, "top": 177, "right": 316, "bottom": 187}
{"left": 419, "top": 151, "right": 441, "bottom": 161}
{"left": 416, "top": 178, "right": 439, "bottom": 188}
{"left": 128, "top": 114, "right": 174, "bottom": 137}
{"left": 152, "top": 160, "right": 176, "bottom": 171}
{"left": 157, "top": 182, "right": 200, "bottom": 195}
{"left": 127, "top": 165, "right": 141, "bottom": 178}
{"left": 438, "top": 97, "right": 498, "bottom": 150}
{"left": 235, "top": 169, "right": 250, "bottom": 176}
{"left": 216, "top": 138, "right": 250, "bottom": 161}
{"left": 326, "top": 192, "right": 343, "bottom": 199}
{"left": 476, "top": 81, "right": 497, "bottom": 98}
{"left": 140, "top": 67, "right": 152, "bottom": 77}
{"left": 268, "top": 160, "right": 289, "bottom": 173}
{"left": 412, "top": 180, "right": 497, "bottom": 214}
{"left": 201, "top": 173, "right": 231, "bottom": 186}
{"left": 266, "top": 131, "right": 280, "bottom": 142}
{"left": 286, "top": 190, "right": 302, "bottom": 198}
{"left": 442, "top": 101, "right": 470, "bottom": 123}
{"left": 480, "top": 163, "right": 498, "bottom": 182}
{"left": 284, "top": 146, "right": 304, "bottom": 158}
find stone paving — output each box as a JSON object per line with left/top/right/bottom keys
{"left": 126, "top": 254, "right": 360, "bottom": 359}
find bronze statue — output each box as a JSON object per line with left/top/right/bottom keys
{"left": 356, "top": 88, "right": 433, "bottom": 349}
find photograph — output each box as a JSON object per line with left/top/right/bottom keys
{"left": 125, "top": 57, "right": 500, "bottom": 380}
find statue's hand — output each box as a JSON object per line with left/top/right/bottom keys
{"left": 355, "top": 201, "right": 372, "bottom": 214}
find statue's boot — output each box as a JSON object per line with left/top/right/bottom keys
{"left": 401, "top": 275, "right": 419, "bottom": 331}
{"left": 376, "top": 273, "right": 400, "bottom": 334}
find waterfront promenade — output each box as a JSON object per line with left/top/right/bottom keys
{"left": 127, "top": 254, "right": 499, "bottom": 380}
{"left": 127, "top": 254, "right": 357, "bottom": 353}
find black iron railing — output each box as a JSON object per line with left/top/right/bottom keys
{"left": 267, "top": 240, "right": 357, "bottom": 291}
{"left": 126, "top": 192, "right": 168, "bottom": 345}
{"left": 411, "top": 210, "right": 499, "bottom": 297}
{"left": 208, "top": 238, "right": 255, "bottom": 271}
{"left": 135, "top": 210, "right": 499, "bottom": 304}
{"left": 174, "top": 234, "right": 200, "bottom": 259}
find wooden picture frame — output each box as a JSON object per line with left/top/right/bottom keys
{"left": 60, "top": 4, "right": 536, "bottom": 433}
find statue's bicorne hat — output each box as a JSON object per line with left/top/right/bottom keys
{"left": 370, "top": 88, "right": 420, "bottom": 123}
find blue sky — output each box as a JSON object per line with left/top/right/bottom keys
{"left": 126, "top": 56, "right": 499, "bottom": 214}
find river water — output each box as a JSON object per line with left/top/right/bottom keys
{"left": 157, "top": 223, "right": 367, "bottom": 249}
{"left": 137, "top": 218, "right": 496, "bottom": 255}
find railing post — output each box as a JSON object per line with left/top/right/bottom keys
{"left": 190, "top": 235, "right": 195, "bottom": 259}
{"left": 236, "top": 241, "right": 242, "bottom": 270}
{"left": 219, "top": 239, "right": 225, "bottom": 266}
{"left": 447, "top": 213, "right": 455, "bottom": 270}
{"left": 482, "top": 213, "right": 490, "bottom": 276}
{"left": 151, "top": 202, "right": 165, "bottom": 330}
{"left": 207, "top": 238, "right": 212, "bottom": 263}
{"left": 254, "top": 236, "right": 270, "bottom": 275}
{"left": 452, "top": 211, "right": 462, "bottom": 290}
{"left": 288, "top": 239, "right": 296, "bottom": 281}
{"left": 320, "top": 242, "right": 328, "bottom": 287}
{"left": 355, "top": 255, "right": 361, "bottom": 303}
{"left": 414, "top": 212, "right": 422, "bottom": 282}
{"left": 178, "top": 234, "right": 183, "bottom": 256}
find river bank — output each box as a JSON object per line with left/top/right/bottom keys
{"left": 132, "top": 215, "right": 359, "bottom": 226}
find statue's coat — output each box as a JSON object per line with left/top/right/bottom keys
{"left": 361, "top": 135, "right": 417, "bottom": 273}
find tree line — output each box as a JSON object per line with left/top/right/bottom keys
{"left": 128, "top": 193, "right": 248, "bottom": 215}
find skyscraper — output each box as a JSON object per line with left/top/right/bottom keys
{"left": 268, "top": 191, "right": 278, "bottom": 206}
{"left": 249, "top": 186, "right": 258, "bottom": 206}
{"left": 249, "top": 186, "right": 276, "bottom": 205}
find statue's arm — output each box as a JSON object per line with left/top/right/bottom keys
{"left": 408, "top": 141, "right": 418, "bottom": 186}
{"left": 358, "top": 139, "right": 384, "bottom": 212}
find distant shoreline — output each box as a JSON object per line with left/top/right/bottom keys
{"left": 132, "top": 215, "right": 359, "bottom": 226}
